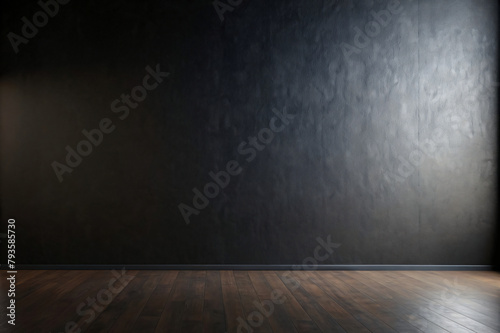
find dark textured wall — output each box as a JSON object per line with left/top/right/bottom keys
{"left": 0, "top": 0, "right": 498, "bottom": 265}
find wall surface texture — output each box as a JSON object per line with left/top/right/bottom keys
{"left": 1, "top": 0, "right": 498, "bottom": 265}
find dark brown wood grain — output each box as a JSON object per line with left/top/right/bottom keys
{"left": 1, "top": 270, "right": 499, "bottom": 332}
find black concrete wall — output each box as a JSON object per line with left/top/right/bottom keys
{"left": 1, "top": 0, "right": 498, "bottom": 265}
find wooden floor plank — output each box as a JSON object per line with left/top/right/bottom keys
{"left": 391, "top": 271, "right": 500, "bottom": 333}
{"left": 233, "top": 271, "right": 274, "bottom": 332}
{"left": 137, "top": 270, "right": 179, "bottom": 319}
{"left": 109, "top": 272, "right": 162, "bottom": 333}
{"left": 202, "top": 271, "right": 226, "bottom": 333}
{"left": 264, "top": 271, "right": 324, "bottom": 332}
{"left": 4, "top": 270, "right": 500, "bottom": 333}
{"left": 247, "top": 270, "right": 299, "bottom": 333}
{"left": 180, "top": 270, "right": 206, "bottom": 333}
{"left": 155, "top": 271, "right": 193, "bottom": 333}
{"left": 46, "top": 270, "right": 135, "bottom": 333}
{"left": 280, "top": 270, "right": 370, "bottom": 332}
{"left": 298, "top": 271, "right": 398, "bottom": 333}
{"left": 38, "top": 270, "right": 112, "bottom": 331}
{"left": 220, "top": 270, "right": 246, "bottom": 333}
{"left": 320, "top": 271, "right": 424, "bottom": 332}
{"left": 82, "top": 270, "right": 144, "bottom": 332}
{"left": 276, "top": 271, "right": 348, "bottom": 332}
{"left": 362, "top": 271, "right": 478, "bottom": 333}
{"left": 403, "top": 271, "right": 500, "bottom": 324}
{"left": 402, "top": 270, "right": 500, "bottom": 321}
{"left": 341, "top": 270, "right": 450, "bottom": 333}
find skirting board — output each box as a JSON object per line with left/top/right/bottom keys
{"left": 4, "top": 265, "right": 495, "bottom": 271}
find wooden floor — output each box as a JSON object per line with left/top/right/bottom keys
{"left": 0, "top": 270, "right": 499, "bottom": 332}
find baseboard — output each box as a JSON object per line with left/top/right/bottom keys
{"left": 3, "top": 264, "right": 494, "bottom": 271}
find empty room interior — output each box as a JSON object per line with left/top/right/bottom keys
{"left": 1, "top": 0, "right": 499, "bottom": 332}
